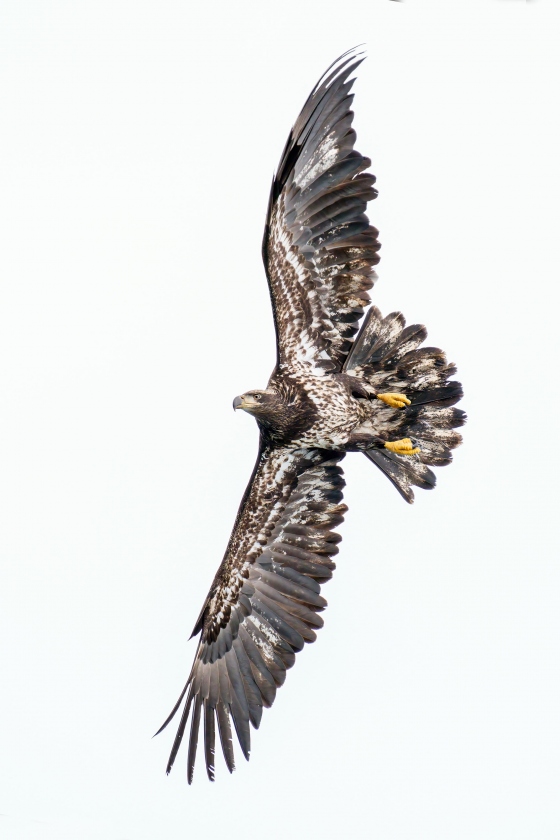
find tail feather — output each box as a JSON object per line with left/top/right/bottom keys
{"left": 364, "top": 448, "right": 436, "bottom": 504}
{"left": 408, "top": 381, "right": 463, "bottom": 408}
{"left": 346, "top": 307, "right": 465, "bottom": 502}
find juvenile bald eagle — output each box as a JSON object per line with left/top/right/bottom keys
{"left": 156, "top": 49, "right": 465, "bottom": 782}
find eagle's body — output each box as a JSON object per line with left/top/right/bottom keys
{"left": 263, "top": 371, "right": 360, "bottom": 448}
{"left": 157, "top": 50, "right": 465, "bottom": 782}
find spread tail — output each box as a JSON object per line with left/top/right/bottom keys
{"left": 345, "top": 307, "right": 465, "bottom": 502}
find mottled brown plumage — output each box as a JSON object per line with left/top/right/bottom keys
{"left": 156, "top": 49, "right": 465, "bottom": 782}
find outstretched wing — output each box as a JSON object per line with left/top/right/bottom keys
{"left": 157, "top": 445, "right": 346, "bottom": 782}
{"left": 263, "top": 49, "right": 381, "bottom": 374}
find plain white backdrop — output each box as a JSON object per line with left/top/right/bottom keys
{"left": 1, "top": 1, "right": 559, "bottom": 838}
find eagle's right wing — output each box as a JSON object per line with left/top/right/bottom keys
{"left": 156, "top": 445, "right": 346, "bottom": 782}
{"left": 263, "top": 49, "right": 380, "bottom": 374}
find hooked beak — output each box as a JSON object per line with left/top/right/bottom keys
{"left": 233, "top": 395, "right": 243, "bottom": 411}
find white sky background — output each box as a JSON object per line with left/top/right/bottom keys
{"left": 1, "top": 1, "right": 559, "bottom": 838}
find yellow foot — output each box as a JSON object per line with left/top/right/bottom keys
{"left": 384, "top": 438, "right": 420, "bottom": 456}
{"left": 377, "top": 392, "right": 411, "bottom": 409}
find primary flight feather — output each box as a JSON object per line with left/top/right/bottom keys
{"left": 156, "top": 49, "right": 465, "bottom": 782}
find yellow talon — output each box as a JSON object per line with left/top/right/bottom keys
{"left": 384, "top": 438, "right": 420, "bottom": 456}
{"left": 377, "top": 392, "right": 411, "bottom": 409}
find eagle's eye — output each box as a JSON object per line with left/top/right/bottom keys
{"left": 253, "top": 394, "right": 261, "bottom": 401}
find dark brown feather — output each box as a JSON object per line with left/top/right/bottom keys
{"left": 204, "top": 702, "right": 216, "bottom": 782}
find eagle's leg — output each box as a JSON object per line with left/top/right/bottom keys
{"left": 376, "top": 393, "right": 411, "bottom": 409}
{"left": 384, "top": 438, "right": 420, "bottom": 456}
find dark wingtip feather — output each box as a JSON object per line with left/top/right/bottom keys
{"left": 216, "top": 702, "right": 236, "bottom": 774}
{"left": 165, "top": 684, "right": 195, "bottom": 775}
{"left": 230, "top": 690, "right": 251, "bottom": 762}
{"left": 204, "top": 701, "right": 216, "bottom": 782}
{"left": 187, "top": 694, "right": 203, "bottom": 785}
{"left": 154, "top": 676, "right": 192, "bottom": 739}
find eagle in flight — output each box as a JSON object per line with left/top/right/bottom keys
{"left": 157, "top": 49, "right": 465, "bottom": 782}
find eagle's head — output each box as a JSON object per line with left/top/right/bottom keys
{"left": 233, "top": 387, "right": 317, "bottom": 443}
{"left": 232, "top": 389, "right": 282, "bottom": 418}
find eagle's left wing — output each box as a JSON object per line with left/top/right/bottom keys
{"left": 156, "top": 445, "right": 346, "bottom": 782}
{"left": 263, "top": 49, "right": 380, "bottom": 374}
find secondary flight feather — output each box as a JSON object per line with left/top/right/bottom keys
{"left": 156, "top": 48, "right": 465, "bottom": 782}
